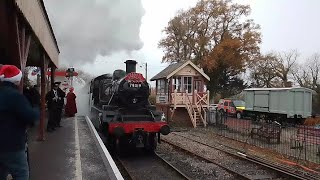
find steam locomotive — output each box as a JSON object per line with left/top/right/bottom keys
{"left": 89, "top": 60, "right": 170, "bottom": 152}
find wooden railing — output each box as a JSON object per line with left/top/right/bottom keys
{"left": 165, "top": 89, "right": 210, "bottom": 127}
{"left": 194, "top": 90, "right": 209, "bottom": 127}
{"left": 184, "top": 90, "right": 196, "bottom": 127}
{"left": 170, "top": 90, "right": 209, "bottom": 106}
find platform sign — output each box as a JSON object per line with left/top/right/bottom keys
{"left": 66, "top": 68, "right": 75, "bottom": 77}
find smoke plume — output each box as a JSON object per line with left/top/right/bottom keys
{"left": 44, "top": 0, "right": 145, "bottom": 65}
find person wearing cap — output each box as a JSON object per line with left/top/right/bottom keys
{"left": 0, "top": 65, "right": 40, "bottom": 180}
{"left": 45, "top": 81, "right": 65, "bottom": 131}
{"left": 65, "top": 87, "right": 77, "bottom": 117}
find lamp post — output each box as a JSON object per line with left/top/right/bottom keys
{"left": 140, "top": 62, "right": 147, "bottom": 81}
{"left": 66, "top": 68, "right": 75, "bottom": 88}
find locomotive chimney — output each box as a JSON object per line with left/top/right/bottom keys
{"left": 124, "top": 60, "right": 137, "bottom": 74}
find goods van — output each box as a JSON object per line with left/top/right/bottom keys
{"left": 243, "top": 87, "right": 313, "bottom": 123}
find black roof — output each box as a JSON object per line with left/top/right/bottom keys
{"left": 150, "top": 61, "right": 185, "bottom": 81}
{"left": 92, "top": 74, "right": 112, "bottom": 82}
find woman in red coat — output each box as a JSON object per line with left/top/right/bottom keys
{"left": 65, "top": 87, "right": 77, "bottom": 117}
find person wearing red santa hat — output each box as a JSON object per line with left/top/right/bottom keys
{"left": 0, "top": 65, "right": 39, "bottom": 180}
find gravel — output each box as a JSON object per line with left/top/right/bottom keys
{"left": 162, "top": 132, "right": 289, "bottom": 179}
{"left": 156, "top": 143, "right": 235, "bottom": 180}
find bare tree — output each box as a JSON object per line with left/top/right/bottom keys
{"left": 293, "top": 53, "right": 320, "bottom": 89}
{"left": 292, "top": 64, "right": 311, "bottom": 88}
{"left": 274, "top": 50, "right": 299, "bottom": 87}
{"left": 308, "top": 53, "right": 320, "bottom": 89}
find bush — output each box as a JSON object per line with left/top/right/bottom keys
{"left": 149, "top": 95, "right": 156, "bottom": 105}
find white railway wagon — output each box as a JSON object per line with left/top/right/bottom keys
{"left": 244, "top": 87, "right": 313, "bottom": 122}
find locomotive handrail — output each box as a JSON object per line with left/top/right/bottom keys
{"left": 149, "top": 110, "right": 156, "bottom": 121}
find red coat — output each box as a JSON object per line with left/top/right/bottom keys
{"left": 65, "top": 92, "right": 77, "bottom": 117}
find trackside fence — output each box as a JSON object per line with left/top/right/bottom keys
{"left": 207, "top": 110, "right": 320, "bottom": 164}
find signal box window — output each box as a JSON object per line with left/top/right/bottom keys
{"left": 157, "top": 79, "right": 166, "bottom": 93}
{"left": 172, "top": 76, "right": 182, "bottom": 92}
{"left": 183, "top": 77, "right": 192, "bottom": 93}
{"left": 224, "top": 101, "right": 229, "bottom": 106}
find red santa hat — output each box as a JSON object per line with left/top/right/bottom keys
{"left": 0, "top": 65, "right": 22, "bottom": 83}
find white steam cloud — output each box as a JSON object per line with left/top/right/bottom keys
{"left": 44, "top": 0, "right": 145, "bottom": 65}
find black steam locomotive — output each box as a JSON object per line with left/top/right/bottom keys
{"left": 89, "top": 60, "right": 170, "bottom": 152}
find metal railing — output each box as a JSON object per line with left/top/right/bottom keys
{"left": 207, "top": 110, "right": 320, "bottom": 164}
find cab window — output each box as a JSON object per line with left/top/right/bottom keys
{"left": 224, "top": 101, "right": 228, "bottom": 106}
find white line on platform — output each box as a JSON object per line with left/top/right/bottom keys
{"left": 75, "top": 116, "right": 83, "bottom": 180}
{"left": 85, "top": 116, "right": 124, "bottom": 180}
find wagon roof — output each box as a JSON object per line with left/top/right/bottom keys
{"left": 244, "top": 87, "right": 315, "bottom": 92}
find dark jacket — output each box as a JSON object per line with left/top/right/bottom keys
{"left": 46, "top": 88, "right": 65, "bottom": 111}
{"left": 28, "top": 87, "right": 41, "bottom": 107}
{"left": 0, "top": 81, "right": 40, "bottom": 152}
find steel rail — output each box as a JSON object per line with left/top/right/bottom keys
{"left": 171, "top": 132, "right": 320, "bottom": 180}
{"left": 154, "top": 152, "right": 193, "bottom": 180}
{"left": 115, "top": 153, "right": 192, "bottom": 180}
{"left": 114, "top": 156, "right": 133, "bottom": 180}
{"left": 161, "top": 139, "right": 252, "bottom": 180}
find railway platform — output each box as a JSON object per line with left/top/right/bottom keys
{"left": 27, "top": 116, "right": 123, "bottom": 180}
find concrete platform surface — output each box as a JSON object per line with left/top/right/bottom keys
{"left": 28, "top": 117, "right": 111, "bottom": 180}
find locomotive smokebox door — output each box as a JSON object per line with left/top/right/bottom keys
{"left": 125, "top": 60, "right": 137, "bottom": 74}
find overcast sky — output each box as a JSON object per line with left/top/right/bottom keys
{"left": 45, "top": 0, "right": 320, "bottom": 86}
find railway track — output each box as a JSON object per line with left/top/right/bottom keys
{"left": 97, "top": 130, "right": 191, "bottom": 180}
{"left": 165, "top": 132, "right": 320, "bottom": 180}
{"left": 114, "top": 152, "right": 192, "bottom": 180}
{"left": 186, "top": 131, "right": 320, "bottom": 180}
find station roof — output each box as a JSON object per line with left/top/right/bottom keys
{"left": 15, "top": 0, "right": 60, "bottom": 67}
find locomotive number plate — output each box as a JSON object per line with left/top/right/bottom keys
{"left": 129, "top": 83, "right": 142, "bottom": 88}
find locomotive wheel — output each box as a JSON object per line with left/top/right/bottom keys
{"left": 98, "top": 123, "right": 103, "bottom": 133}
{"left": 99, "top": 122, "right": 108, "bottom": 136}
{"left": 106, "top": 136, "right": 116, "bottom": 154}
{"left": 145, "top": 133, "right": 157, "bottom": 153}
{"left": 115, "top": 137, "right": 130, "bottom": 155}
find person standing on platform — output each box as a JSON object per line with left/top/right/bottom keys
{"left": 46, "top": 82, "right": 65, "bottom": 132}
{"left": 29, "top": 85, "right": 40, "bottom": 108}
{"left": 65, "top": 87, "right": 77, "bottom": 117}
{"left": 0, "top": 65, "right": 39, "bottom": 180}
{"left": 55, "top": 82, "right": 65, "bottom": 127}
{"left": 23, "top": 86, "right": 31, "bottom": 104}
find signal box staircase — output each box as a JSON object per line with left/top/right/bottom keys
{"left": 171, "top": 90, "right": 209, "bottom": 128}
